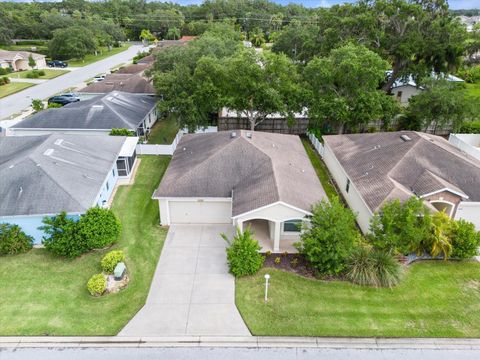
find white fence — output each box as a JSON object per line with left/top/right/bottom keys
{"left": 449, "top": 133, "right": 480, "bottom": 161}
{"left": 308, "top": 132, "right": 325, "bottom": 158}
{"left": 136, "top": 126, "right": 218, "bottom": 155}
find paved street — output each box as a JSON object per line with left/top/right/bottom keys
{"left": 2, "top": 347, "right": 480, "bottom": 360}
{"left": 0, "top": 44, "right": 143, "bottom": 120}
{"left": 120, "top": 225, "right": 250, "bottom": 336}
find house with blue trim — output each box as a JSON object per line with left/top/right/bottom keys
{"left": 0, "top": 134, "right": 137, "bottom": 244}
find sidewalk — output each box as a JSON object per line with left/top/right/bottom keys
{"left": 1, "top": 336, "right": 480, "bottom": 349}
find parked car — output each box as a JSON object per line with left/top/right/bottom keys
{"left": 47, "top": 95, "right": 80, "bottom": 106}
{"left": 60, "top": 93, "right": 80, "bottom": 100}
{"left": 93, "top": 74, "right": 106, "bottom": 82}
{"left": 47, "top": 60, "right": 68, "bottom": 68}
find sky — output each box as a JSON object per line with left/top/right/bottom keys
{"left": 2, "top": 0, "right": 479, "bottom": 9}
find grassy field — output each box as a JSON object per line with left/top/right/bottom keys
{"left": 148, "top": 114, "right": 180, "bottom": 144}
{"left": 0, "top": 156, "right": 170, "bottom": 335}
{"left": 8, "top": 69, "right": 69, "bottom": 80}
{"left": 302, "top": 138, "right": 338, "bottom": 200}
{"left": 67, "top": 45, "right": 131, "bottom": 67}
{"left": 1, "top": 44, "right": 49, "bottom": 55}
{"left": 236, "top": 263, "right": 480, "bottom": 338}
{"left": 0, "top": 82, "right": 35, "bottom": 99}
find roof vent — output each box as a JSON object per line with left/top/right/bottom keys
{"left": 54, "top": 139, "right": 63, "bottom": 146}
{"left": 246, "top": 132, "right": 252, "bottom": 139}
{"left": 400, "top": 134, "right": 412, "bottom": 142}
{"left": 230, "top": 131, "right": 237, "bottom": 139}
{"left": 43, "top": 149, "right": 54, "bottom": 156}
{"left": 373, "top": 145, "right": 381, "bottom": 150}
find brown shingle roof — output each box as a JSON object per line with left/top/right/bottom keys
{"left": 153, "top": 131, "right": 327, "bottom": 216}
{"left": 0, "top": 49, "right": 45, "bottom": 61}
{"left": 324, "top": 131, "right": 480, "bottom": 212}
{"left": 78, "top": 73, "right": 155, "bottom": 94}
{"left": 116, "top": 63, "right": 151, "bottom": 74}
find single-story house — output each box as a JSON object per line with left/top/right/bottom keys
{"left": 323, "top": 131, "right": 480, "bottom": 233}
{"left": 116, "top": 63, "right": 151, "bottom": 75}
{"left": 0, "top": 134, "right": 137, "bottom": 244}
{"left": 217, "top": 108, "right": 309, "bottom": 135}
{"left": 153, "top": 130, "right": 327, "bottom": 252}
{"left": 388, "top": 72, "right": 464, "bottom": 105}
{"left": 8, "top": 91, "right": 158, "bottom": 137}
{"left": 0, "top": 49, "right": 47, "bottom": 71}
{"left": 78, "top": 73, "right": 155, "bottom": 94}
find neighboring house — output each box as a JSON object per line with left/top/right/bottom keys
{"left": 0, "top": 134, "right": 136, "bottom": 244}
{"left": 116, "top": 63, "right": 151, "bottom": 75}
{"left": 153, "top": 130, "right": 327, "bottom": 252}
{"left": 8, "top": 91, "right": 158, "bottom": 137}
{"left": 388, "top": 72, "right": 464, "bottom": 105}
{"left": 323, "top": 131, "right": 480, "bottom": 233}
{"left": 0, "top": 49, "right": 46, "bottom": 71}
{"left": 218, "top": 108, "right": 309, "bottom": 135}
{"left": 78, "top": 73, "right": 155, "bottom": 94}
{"left": 449, "top": 133, "right": 480, "bottom": 162}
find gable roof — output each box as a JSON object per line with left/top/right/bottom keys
{"left": 323, "top": 131, "right": 480, "bottom": 212}
{"left": 0, "top": 134, "right": 125, "bottom": 217}
{"left": 389, "top": 71, "right": 464, "bottom": 89}
{"left": 153, "top": 130, "right": 326, "bottom": 216}
{"left": 12, "top": 91, "right": 157, "bottom": 131}
{"left": 79, "top": 73, "right": 155, "bottom": 94}
{"left": 0, "top": 49, "right": 45, "bottom": 61}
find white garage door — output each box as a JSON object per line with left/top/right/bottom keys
{"left": 168, "top": 200, "right": 232, "bottom": 224}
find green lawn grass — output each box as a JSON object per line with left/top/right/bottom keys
{"left": 147, "top": 114, "right": 180, "bottom": 144}
{"left": 1, "top": 45, "right": 49, "bottom": 55}
{"left": 67, "top": 45, "right": 131, "bottom": 67}
{"left": 236, "top": 263, "right": 480, "bottom": 337}
{"left": 302, "top": 138, "right": 338, "bottom": 199}
{"left": 0, "top": 82, "right": 35, "bottom": 99}
{"left": 466, "top": 83, "right": 480, "bottom": 100}
{"left": 0, "top": 156, "right": 170, "bottom": 335}
{"left": 8, "top": 69, "right": 69, "bottom": 80}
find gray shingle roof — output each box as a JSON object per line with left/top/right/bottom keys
{"left": 323, "top": 131, "right": 480, "bottom": 212}
{"left": 78, "top": 73, "right": 155, "bottom": 94}
{"left": 154, "top": 131, "right": 327, "bottom": 216}
{"left": 12, "top": 91, "right": 157, "bottom": 131}
{"left": 0, "top": 134, "right": 125, "bottom": 216}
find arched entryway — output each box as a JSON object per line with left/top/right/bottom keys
{"left": 430, "top": 200, "right": 455, "bottom": 217}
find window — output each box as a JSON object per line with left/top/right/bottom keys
{"left": 346, "top": 178, "right": 350, "bottom": 193}
{"left": 112, "top": 168, "right": 115, "bottom": 177}
{"left": 283, "top": 220, "right": 302, "bottom": 233}
{"left": 106, "top": 181, "right": 109, "bottom": 191}
{"left": 396, "top": 91, "right": 403, "bottom": 100}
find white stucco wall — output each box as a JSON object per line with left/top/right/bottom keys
{"left": 391, "top": 85, "right": 421, "bottom": 105}
{"left": 234, "top": 202, "right": 308, "bottom": 225}
{"left": 158, "top": 198, "right": 232, "bottom": 225}
{"left": 323, "top": 141, "right": 373, "bottom": 233}
{"left": 455, "top": 202, "right": 480, "bottom": 230}
{"left": 449, "top": 134, "right": 480, "bottom": 161}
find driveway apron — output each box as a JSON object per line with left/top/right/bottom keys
{"left": 119, "top": 224, "right": 251, "bottom": 336}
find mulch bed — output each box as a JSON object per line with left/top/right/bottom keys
{"left": 263, "top": 253, "right": 317, "bottom": 278}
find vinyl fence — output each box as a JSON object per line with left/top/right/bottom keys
{"left": 308, "top": 132, "right": 325, "bottom": 158}
{"left": 136, "top": 126, "right": 218, "bottom": 155}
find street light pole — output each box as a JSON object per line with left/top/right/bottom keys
{"left": 264, "top": 274, "right": 270, "bottom": 302}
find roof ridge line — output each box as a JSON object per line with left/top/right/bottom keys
{"left": 100, "top": 95, "right": 138, "bottom": 129}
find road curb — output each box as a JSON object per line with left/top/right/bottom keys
{"left": 1, "top": 336, "right": 480, "bottom": 349}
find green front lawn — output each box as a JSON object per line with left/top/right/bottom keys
{"left": 302, "top": 138, "right": 338, "bottom": 200}
{"left": 148, "top": 114, "right": 180, "bottom": 144}
{"left": 0, "top": 82, "right": 35, "bottom": 99}
{"left": 236, "top": 263, "right": 480, "bottom": 338}
{"left": 8, "top": 69, "right": 69, "bottom": 80}
{"left": 67, "top": 45, "right": 131, "bottom": 67}
{"left": 0, "top": 156, "right": 170, "bottom": 335}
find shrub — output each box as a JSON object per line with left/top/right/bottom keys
{"left": 109, "top": 128, "right": 136, "bottom": 136}
{"left": 101, "top": 250, "right": 125, "bottom": 273}
{"left": 295, "top": 197, "right": 359, "bottom": 276}
{"left": 0, "top": 223, "right": 34, "bottom": 255}
{"left": 40, "top": 212, "right": 87, "bottom": 258}
{"left": 31, "top": 99, "right": 44, "bottom": 112}
{"left": 77, "top": 207, "right": 121, "bottom": 249}
{"left": 26, "top": 70, "right": 40, "bottom": 79}
{"left": 426, "top": 211, "right": 454, "bottom": 259}
{"left": 87, "top": 274, "right": 106, "bottom": 296}
{"left": 456, "top": 66, "right": 480, "bottom": 84}
{"left": 48, "top": 102, "right": 62, "bottom": 109}
{"left": 451, "top": 219, "right": 480, "bottom": 259}
{"left": 368, "top": 197, "right": 431, "bottom": 255}
{"left": 0, "top": 76, "right": 10, "bottom": 85}
{"left": 460, "top": 121, "right": 480, "bottom": 134}
{"left": 222, "top": 227, "right": 264, "bottom": 277}
{"left": 38, "top": 69, "right": 46, "bottom": 76}
{"left": 274, "top": 257, "right": 281, "bottom": 264}
{"left": 0, "top": 68, "right": 7, "bottom": 75}
{"left": 346, "top": 247, "right": 402, "bottom": 288}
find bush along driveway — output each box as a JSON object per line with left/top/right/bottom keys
{"left": 0, "top": 156, "right": 170, "bottom": 335}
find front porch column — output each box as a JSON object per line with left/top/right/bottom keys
{"left": 273, "top": 221, "right": 281, "bottom": 252}
{"left": 237, "top": 220, "right": 243, "bottom": 232}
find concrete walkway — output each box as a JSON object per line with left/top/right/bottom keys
{"left": 119, "top": 224, "right": 250, "bottom": 337}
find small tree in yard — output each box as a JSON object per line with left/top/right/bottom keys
{"left": 77, "top": 207, "right": 121, "bottom": 249}
{"left": 222, "top": 227, "right": 264, "bottom": 277}
{"left": 28, "top": 54, "right": 36, "bottom": 69}
{"left": 426, "top": 211, "right": 454, "bottom": 259}
{"left": 296, "top": 197, "right": 358, "bottom": 276}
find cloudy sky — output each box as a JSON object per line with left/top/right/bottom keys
{"left": 3, "top": 0, "right": 479, "bottom": 9}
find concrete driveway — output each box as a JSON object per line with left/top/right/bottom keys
{"left": 119, "top": 224, "right": 251, "bottom": 337}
